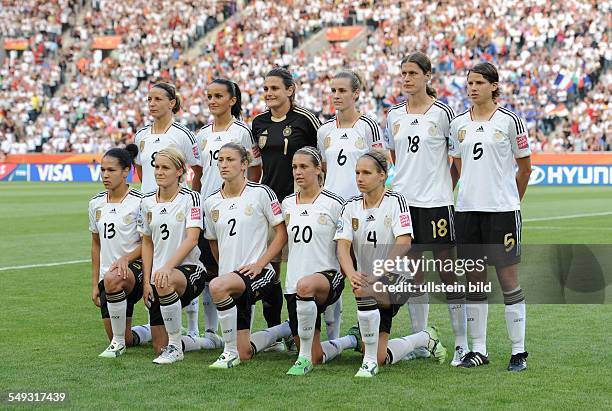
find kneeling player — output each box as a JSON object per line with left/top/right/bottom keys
{"left": 335, "top": 151, "right": 447, "bottom": 377}
{"left": 204, "top": 143, "right": 291, "bottom": 369}
{"left": 140, "top": 147, "right": 221, "bottom": 365}
{"left": 89, "top": 145, "right": 147, "bottom": 357}
{"left": 283, "top": 147, "right": 361, "bottom": 375}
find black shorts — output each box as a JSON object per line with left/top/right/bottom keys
{"left": 198, "top": 233, "right": 219, "bottom": 281}
{"left": 285, "top": 270, "right": 345, "bottom": 337}
{"left": 149, "top": 265, "right": 206, "bottom": 326}
{"left": 99, "top": 261, "right": 144, "bottom": 319}
{"left": 409, "top": 205, "right": 455, "bottom": 251}
{"left": 234, "top": 268, "right": 277, "bottom": 330}
{"left": 455, "top": 210, "right": 522, "bottom": 268}
{"left": 374, "top": 271, "right": 406, "bottom": 334}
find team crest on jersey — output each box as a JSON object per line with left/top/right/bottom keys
{"left": 201, "top": 139, "right": 207, "bottom": 149}
{"left": 146, "top": 211, "right": 152, "bottom": 224}
{"left": 384, "top": 214, "right": 392, "bottom": 228}
{"left": 324, "top": 135, "right": 331, "bottom": 149}
{"left": 283, "top": 126, "right": 292, "bottom": 137}
{"left": 458, "top": 129, "right": 466, "bottom": 142}
{"left": 352, "top": 218, "right": 359, "bottom": 231}
{"left": 428, "top": 125, "right": 437, "bottom": 136}
{"left": 318, "top": 213, "right": 327, "bottom": 225}
{"left": 494, "top": 131, "right": 504, "bottom": 142}
{"left": 95, "top": 209, "right": 102, "bottom": 222}
{"left": 123, "top": 214, "right": 133, "bottom": 225}
{"left": 392, "top": 122, "right": 400, "bottom": 136}
{"left": 285, "top": 213, "right": 290, "bottom": 225}
{"left": 139, "top": 140, "right": 145, "bottom": 152}
{"left": 245, "top": 204, "right": 254, "bottom": 216}
{"left": 176, "top": 211, "right": 185, "bottom": 222}
{"left": 355, "top": 137, "right": 365, "bottom": 149}
{"left": 212, "top": 209, "right": 219, "bottom": 222}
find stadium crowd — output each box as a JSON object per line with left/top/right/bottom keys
{"left": 0, "top": 0, "right": 609, "bottom": 155}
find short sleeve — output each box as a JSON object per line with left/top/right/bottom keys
{"left": 316, "top": 127, "right": 327, "bottom": 160}
{"left": 261, "top": 186, "right": 284, "bottom": 227}
{"left": 134, "top": 133, "right": 143, "bottom": 166}
{"left": 391, "top": 194, "right": 413, "bottom": 238}
{"left": 185, "top": 192, "right": 203, "bottom": 230}
{"left": 448, "top": 120, "right": 460, "bottom": 158}
{"left": 183, "top": 130, "right": 201, "bottom": 166}
{"left": 384, "top": 116, "right": 396, "bottom": 150}
{"left": 333, "top": 202, "right": 353, "bottom": 242}
{"left": 137, "top": 201, "right": 151, "bottom": 236}
{"left": 203, "top": 199, "right": 217, "bottom": 240}
{"left": 88, "top": 201, "right": 98, "bottom": 233}
{"left": 364, "top": 117, "right": 383, "bottom": 149}
{"left": 241, "top": 126, "right": 262, "bottom": 167}
{"left": 509, "top": 116, "right": 531, "bottom": 158}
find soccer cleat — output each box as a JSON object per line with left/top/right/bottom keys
{"left": 424, "top": 326, "right": 447, "bottom": 363}
{"left": 458, "top": 351, "right": 489, "bottom": 368}
{"left": 354, "top": 361, "right": 378, "bottom": 378}
{"left": 263, "top": 340, "right": 287, "bottom": 353}
{"left": 347, "top": 325, "right": 363, "bottom": 353}
{"left": 507, "top": 352, "right": 528, "bottom": 372}
{"left": 450, "top": 346, "right": 468, "bottom": 367}
{"left": 286, "top": 356, "right": 314, "bottom": 376}
{"left": 98, "top": 341, "right": 126, "bottom": 358}
{"left": 209, "top": 351, "right": 241, "bottom": 369}
{"left": 152, "top": 345, "right": 184, "bottom": 364}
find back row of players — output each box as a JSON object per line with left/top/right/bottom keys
{"left": 89, "top": 53, "right": 531, "bottom": 376}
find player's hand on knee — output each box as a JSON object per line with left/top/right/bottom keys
{"left": 154, "top": 266, "right": 173, "bottom": 289}
{"left": 143, "top": 284, "right": 154, "bottom": 308}
{"left": 110, "top": 256, "right": 130, "bottom": 280}
{"left": 92, "top": 286, "right": 101, "bottom": 307}
{"left": 347, "top": 271, "right": 366, "bottom": 289}
{"left": 237, "top": 263, "right": 263, "bottom": 279}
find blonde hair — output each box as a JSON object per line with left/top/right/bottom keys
{"left": 360, "top": 149, "right": 388, "bottom": 175}
{"left": 294, "top": 146, "right": 324, "bottom": 186}
{"left": 156, "top": 146, "right": 187, "bottom": 182}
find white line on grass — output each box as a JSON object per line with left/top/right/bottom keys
{"left": 526, "top": 226, "right": 612, "bottom": 231}
{"left": 0, "top": 259, "right": 89, "bottom": 271}
{"left": 523, "top": 211, "right": 612, "bottom": 222}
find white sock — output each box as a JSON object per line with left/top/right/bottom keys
{"left": 185, "top": 297, "right": 199, "bottom": 336}
{"left": 386, "top": 331, "right": 429, "bottom": 364}
{"left": 505, "top": 302, "right": 526, "bottom": 355}
{"left": 202, "top": 284, "right": 218, "bottom": 333}
{"left": 131, "top": 324, "right": 151, "bottom": 345}
{"left": 447, "top": 294, "right": 468, "bottom": 350}
{"left": 321, "top": 335, "right": 356, "bottom": 363}
{"left": 218, "top": 305, "right": 238, "bottom": 356}
{"left": 467, "top": 301, "right": 488, "bottom": 356}
{"left": 250, "top": 304, "right": 256, "bottom": 331}
{"left": 407, "top": 291, "right": 429, "bottom": 332}
{"left": 107, "top": 298, "right": 127, "bottom": 346}
{"left": 181, "top": 335, "right": 200, "bottom": 352}
{"left": 160, "top": 297, "right": 182, "bottom": 348}
{"left": 296, "top": 299, "right": 317, "bottom": 361}
{"left": 324, "top": 299, "right": 342, "bottom": 340}
{"left": 357, "top": 308, "right": 380, "bottom": 364}
{"left": 251, "top": 321, "right": 292, "bottom": 354}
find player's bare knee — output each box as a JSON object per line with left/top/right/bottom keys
{"left": 296, "top": 279, "right": 315, "bottom": 297}
{"left": 103, "top": 270, "right": 123, "bottom": 292}
{"left": 155, "top": 283, "right": 175, "bottom": 295}
{"left": 208, "top": 277, "right": 226, "bottom": 300}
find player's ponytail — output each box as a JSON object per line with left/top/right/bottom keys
{"left": 211, "top": 78, "right": 243, "bottom": 119}
{"left": 103, "top": 145, "right": 137, "bottom": 170}
{"left": 265, "top": 67, "right": 296, "bottom": 108}
{"left": 360, "top": 150, "right": 388, "bottom": 176}
{"left": 295, "top": 146, "right": 324, "bottom": 186}
{"left": 401, "top": 52, "right": 437, "bottom": 98}
{"left": 156, "top": 147, "right": 188, "bottom": 183}
{"left": 468, "top": 62, "right": 500, "bottom": 102}
{"left": 334, "top": 69, "right": 365, "bottom": 101}
{"left": 152, "top": 82, "right": 181, "bottom": 113}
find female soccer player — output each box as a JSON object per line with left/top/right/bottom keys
{"left": 89, "top": 145, "right": 146, "bottom": 358}
{"left": 134, "top": 82, "right": 203, "bottom": 338}
{"left": 449, "top": 62, "right": 531, "bottom": 371}
{"left": 316, "top": 70, "right": 383, "bottom": 340}
{"left": 204, "top": 143, "right": 291, "bottom": 369}
{"left": 252, "top": 68, "right": 321, "bottom": 333}
{"left": 385, "top": 52, "right": 467, "bottom": 365}
{"left": 139, "top": 147, "right": 220, "bottom": 365}
{"left": 197, "top": 79, "right": 263, "bottom": 337}
{"left": 334, "top": 150, "right": 447, "bottom": 378}
{"left": 283, "top": 147, "right": 361, "bottom": 376}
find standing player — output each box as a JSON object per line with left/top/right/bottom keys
{"left": 252, "top": 68, "right": 321, "bottom": 335}
{"left": 197, "top": 79, "right": 262, "bottom": 337}
{"left": 449, "top": 62, "right": 531, "bottom": 371}
{"left": 283, "top": 147, "right": 361, "bottom": 376}
{"left": 89, "top": 145, "right": 148, "bottom": 357}
{"left": 385, "top": 52, "right": 468, "bottom": 365}
{"left": 134, "top": 82, "right": 203, "bottom": 339}
{"left": 204, "top": 143, "right": 291, "bottom": 369}
{"left": 334, "top": 150, "right": 447, "bottom": 377}
{"left": 317, "top": 70, "right": 383, "bottom": 340}
{"left": 139, "top": 147, "right": 221, "bottom": 364}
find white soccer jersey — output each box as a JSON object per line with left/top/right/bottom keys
{"left": 385, "top": 100, "right": 455, "bottom": 207}
{"left": 138, "top": 187, "right": 203, "bottom": 283}
{"left": 197, "top": 120, "right": 262, "bottom": 198}
{"left": 317, "top": 115, "right": 383, "bottom": 200}
{"left": 334, "top": 191, "right": 413, "bottom": 274}
{"left": 134, "top": 121, "right": 201, "bottom": 193}
{"left": 448, "top": 107, "right": 531, "bottom": 212}
{"left": 282, "top": 189, "right": 344, "bottom": 294}
{"left": 88, "top": 188, "right": 143, "bottom": 282}
{"left": 203, "top": 182, "right": 284, "bottom": 276}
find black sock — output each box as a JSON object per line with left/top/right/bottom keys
{"left": 263, "top": 281, "right": 283, "bottom": 327}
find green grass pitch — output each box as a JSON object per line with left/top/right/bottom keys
{"left": 1, "top": 183, "right": 611, "bottom": 409}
